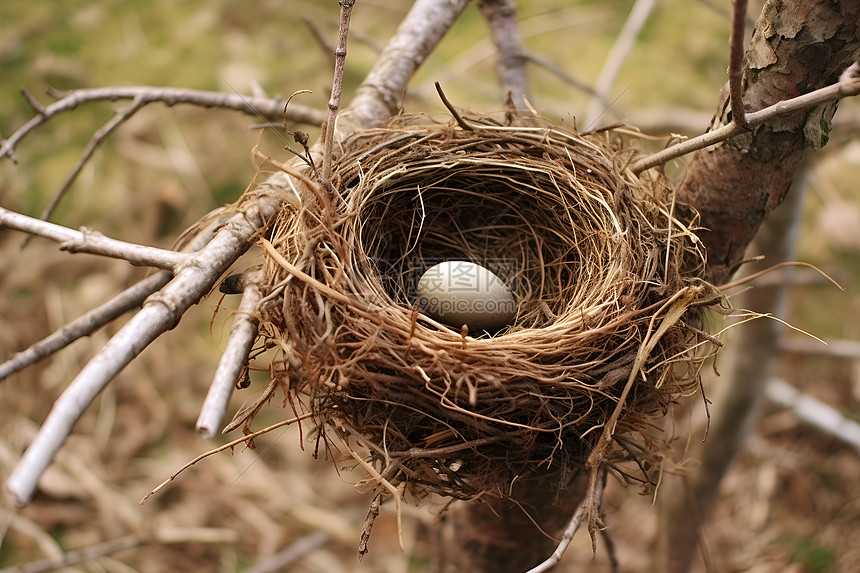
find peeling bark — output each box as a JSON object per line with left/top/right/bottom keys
{"left": 678, "top": 0, "right": 860, "bottom": 284}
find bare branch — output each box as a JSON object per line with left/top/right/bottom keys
{"left": 242, "top": 532, "right": 331, "bottom": 573}
{"left": 5, "top": 183, "right": 287, "bottom": 506}
{"left": 0, "top": 86, "right": 326, "bottom": 162}
{"left": 525, "top": 465, "right": 607, "bottom": 573}
{"left": 631, "top": 62, "right": 860, "bottom": 174}
{"left": 322, "top": 0, "right": 356, "bottom": 181}
{"left": 4, "top": 0, "right": 473, "bottom": 509}
{"left": 0, "top": 207, "right": 189, "bottom": 270}
{"left": 196, "top": 270, "right": 264, "bottom": 438}
{"left": 478, "top": 0, "right": 530, "bottom": 108}
{"left": 585, "top": 0, "right": 656, "bottom": 128}
{"left": 676, "top": 0, "right": 860, "bottom": 284}
{"left": 728, "top": 0, "right": 749, "bottom": 128}
{"left": 0, "top": 272, "right": 168, "bottom": 382}
{"left": 0, "top": 217, "right": 223, "bottom": 381}
{"left": 766, "top": 378, "right": 860, "bottom": 455}
{"left": 522, "top": 50, "right": 603, "bottom": 102}
{"left": 343, "top": 0, "right": 473, "bottom": 133}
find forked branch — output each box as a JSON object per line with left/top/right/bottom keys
{"left": 1, "top": 86, "right": 326, "bottom": 164}
{"left": 5, "top": 185, "right": 287, "bottom": 506}
{"left": 0, "top": 86, "right": 325, "bottom": 224}
{"left": 0, "top": 216, "right": 224, "bottom": 382}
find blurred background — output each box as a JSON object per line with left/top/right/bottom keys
{"left": 1, "top": 1, "right": 859, "bottom": 571}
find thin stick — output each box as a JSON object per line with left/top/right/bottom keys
{"left": 718, "top": 260, "right": 842, "bottom": 291}
{"left": 346, "top": 448, "right": 405, "bottom": 553}
{"left": 478, "top": 0, "right": 530, "bottom": 107}
{"left": 525, "top": 465, "right": 607, "bottom": 573}
{"left": 140, "top": 413, "right": 310, "bottom": 503}
{"left": 242, "top": 531, "right": 331, "bottom": 573}
{"left": 196, "top": 270, "right": 264, "bottom": 438}
{"left": 0, "top": 271, "right": 169, "bottom": 382}
{"left": 585, "top": 0, "right": 656, "bottom": 128}
{"left": 631, "top": 61, "right": 860, "bottom": 173}
{"left": 5, "top": 190, "right": 282, "bottom": 507}
{"left": 0, "top": 86, "right": 325, "bottom": 163}
{"left": 728, "top": 0, "right": 749, "bottom": 128}
{"left": 434, "top": 82, "right": 472, "bottom": 131}
{"left": 358, "top": 492, "right": 383, "bottom": 561}
{"left": 766, "top": 378, "right": 860, "bottom": 454}
{"left": 322, "top": 0, "right": 355, "bottom": 181}
{"left": 0, "top": 212, "right": 219, "bottom": 382}
{"left": 0, "top": 207, "right": 188, "bottom": 270}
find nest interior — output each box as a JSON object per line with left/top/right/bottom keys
{"left": 250, "top": 113, "right": 718, "bottom": 503}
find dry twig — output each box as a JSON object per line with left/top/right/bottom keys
{"left": 478, "top": 0, "right": 530, "bottom": 107}
{"left": 321, "top": 0, "right": 356, "bottom": 181}
{"left": 585, "top": 0, "right": 656, "bottom": 128}
{"left": 0, "top": 210, "right": 225, "bottom": 381}
{"left": 5, "top": 185, "right": 286, "bottom": 506}
{"left": 3, "top": 0, "right": 474, "bottom": 511}
{"left": 525, "top": 465, "right": 608, "bottom": 573}
{"left": 632, "top": 61, "right": 860, "bottom": 173}
{"left": 0, "top": 86, "right": 325, "bottom": 164}
{"left": 196, "top": 269, "right": 264, "bottom": 437}
{"left": 141, "top": 414, "right": 310, "bottom": 503}
{"left": 0, "top": 207, "right": 187, "bottom": 269}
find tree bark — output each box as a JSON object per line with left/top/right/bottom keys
{"left": 450, "top": 475, "right": 588, "bottom": 572}
{"left": 678, "top": 0, "right": 860, "bottom": 285}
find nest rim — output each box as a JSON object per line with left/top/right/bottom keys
{"left": 249, "top": 112, "right": 718, "bottom": 504}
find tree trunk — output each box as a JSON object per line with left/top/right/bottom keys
{"left": 677, "top": 0, "right": 860, "bottom": 285}
{"left": 450, "top": 475, "right": 587, "bottom": 572}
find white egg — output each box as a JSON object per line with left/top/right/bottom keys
{"left": 416, "top": 261, "right": 516, "bottom": 332}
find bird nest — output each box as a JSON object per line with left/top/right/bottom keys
{"left": 244, "top": 113, "right": 720, "bottom": 507}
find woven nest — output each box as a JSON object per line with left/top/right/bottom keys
{"left": 249, "top": 113, "right": 719, "bottom": 504}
